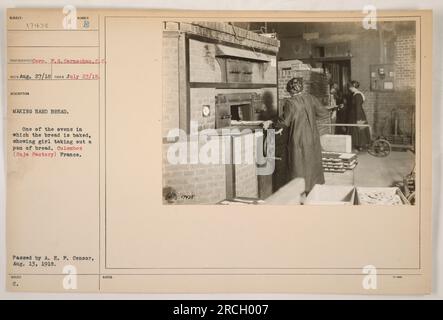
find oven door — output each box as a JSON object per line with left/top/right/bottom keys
{"left": 215, "top": 94, "right": 231, "bottom": 129}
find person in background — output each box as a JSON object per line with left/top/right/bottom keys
{"left": 347, "top": 80, "right": 370, "bottom": 151}
{"left": 330, "top": 83, "right": 348, "bottom": 135}
{"left": 262, "top": 77, "right": 329, "bottom": 194}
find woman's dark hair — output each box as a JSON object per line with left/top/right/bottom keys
{"left": 349, "top": 80, "right": 360, "bottom": 89}
{"left": 286, "top": 77, "right": 304, "bottom": 94}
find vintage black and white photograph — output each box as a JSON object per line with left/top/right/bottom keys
{"left": 162, "top": 20, "right": 417, "bottom": 205}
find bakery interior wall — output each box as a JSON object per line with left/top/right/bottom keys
{"left": 272, "top": 21, "right": 416, "bottom": 140}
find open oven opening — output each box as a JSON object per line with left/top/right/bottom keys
{"left": 230, "top": 103, "right": 253, "bottom": 122}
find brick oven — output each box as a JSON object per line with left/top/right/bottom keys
{"left": 162, "top": 22, "right": 280, "bottom": 204}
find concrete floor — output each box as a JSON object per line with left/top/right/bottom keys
{"left": 324, "top": 150, "right": 415, "bottom": 187}
{"left": 353, "top": 150, "right": 415, "bottom": 187}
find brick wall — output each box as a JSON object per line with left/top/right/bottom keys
{"left": 278, "top": 61, "right": 331, "bottom": 135}
{"left": 363, "top": 31, "right": 416, "bottom": 137}
{"left": 233, "top": 133, "right": 259, "bottom": 198}
{"left": 162, "top": 132, "right": 261, "bottom": 204}
{"left": 189, "top": 39, "right": 277, "bottom": 85}
{"left": 395, "top": 32, "right": 416, "bottom": 90}
{"left": 278, "top": 61, "right": 329, "bottom": 102}
{"left": 162, "top": 34, "right": 180, "bottom": 137}
{"left": 365, "top": 90, "right": 415, "bottom": 137}
{"left": 189, "top": 39, "right": 223, "bottom": 83}
{"left": 165, "top": 21, "right": 280, "bottom": 54}
{"left": 190, "top": 88, "right": 216, "bottom": 131}
{"left": 162, "top": 136, "right": 227, "bottom": 204}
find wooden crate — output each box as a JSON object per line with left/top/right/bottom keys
{"left": 324, "top": 170, "right": 354, "bottom": 185}
{"left": 305, "top": 184, "right": 355, "bottom": 205}
{"left": 355, "top": 187, "right": 410, "bottom": 205}
{"left": 320, "top": 134, "right": 352, "bottom": 153}
{"left": 264, "top": 178, "right": 305, "bottom": 205}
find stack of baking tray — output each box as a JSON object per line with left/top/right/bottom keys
{"left": 322, "top": 152, "right": 357, "bottom": 173}
{"left": 322, "top": 152, "right": 345, "bottom": 173}
{"left": 339, "top": 153, "right": 358, "bottom": 170}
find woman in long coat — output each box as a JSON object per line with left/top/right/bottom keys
{"left": 347, "top": 80, "right": 370, "bottom": 151}
{"left": 264, "top": 77, "right": 329, "bottom": 193}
